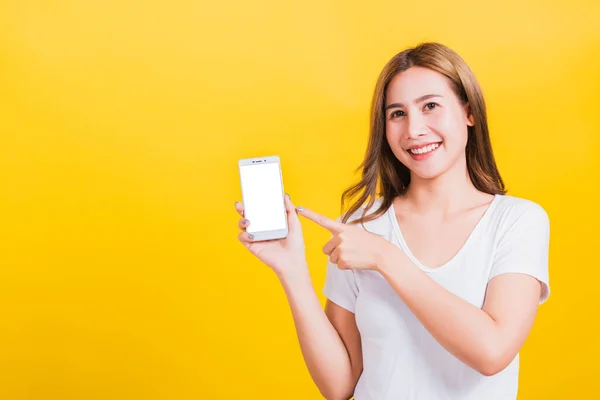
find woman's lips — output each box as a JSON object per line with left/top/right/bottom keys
{"left": 407, "top": 142, "right": 442, "bottom": 161}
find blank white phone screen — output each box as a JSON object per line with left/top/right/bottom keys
{"left": 239, "top": 163, "right": 286, "bottom": 233}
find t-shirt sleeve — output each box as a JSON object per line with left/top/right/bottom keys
{"left": 488, "top": 202, "right": 551, "bottom": 304}
{"left": 323, "top": 256, "right": 359, "bottom": 313}
{"left": 322, "top": 216, "right": 359, "bottom": 313}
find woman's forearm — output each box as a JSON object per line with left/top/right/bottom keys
{"left": 375, "top": 247, "right": 505, "bottom": 376}
{"left": 277, "top": 264, "right": 355, "bottom": 400}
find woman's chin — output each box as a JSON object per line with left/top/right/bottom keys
{"left": 409, "top": 164, "right": 448, "bottom": 181}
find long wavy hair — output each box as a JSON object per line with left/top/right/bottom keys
{"left": 341, "top": 42, "right": 506, "bottom": 225}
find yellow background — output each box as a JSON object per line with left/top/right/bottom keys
{"left": 1, "top": 0, "right": 598, "bottom": 398}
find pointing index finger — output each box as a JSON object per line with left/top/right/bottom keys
{"left": 297, "top": 207, "right": 345, "bottom": 234}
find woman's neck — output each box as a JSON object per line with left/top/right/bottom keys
{"left": 401, "top": 160, "right": 490, "bottom": 216}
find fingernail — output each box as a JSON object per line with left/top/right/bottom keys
{"left": 242, "top": 218, "right": 249, "bottom": 224}
{"left": 248, "top": 234, "right": 255, "bottom": 240}
{"left": 296, "top": 206, "right": 303, "bottom": 212}
{"left": 285, "top": 193, "right": 290, "bottom": 199}
{"left": 235, "top": 201, "right": 239, "bottom": 206}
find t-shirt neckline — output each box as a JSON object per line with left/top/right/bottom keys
{"left": 387, "top": 194, "right": 501, "bottom": 273}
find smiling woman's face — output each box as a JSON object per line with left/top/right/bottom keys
{"left": 385, "top": 66, "right": 474, "bottom": 180}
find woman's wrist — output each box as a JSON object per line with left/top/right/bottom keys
{"left": 375, "top": 241, "right": 407, "bottom": 276}
{"left": 276, "top": 260, "right": 312, "bottom": 286}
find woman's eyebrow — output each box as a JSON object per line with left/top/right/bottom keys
{"left": 384, "top": 94, "right": 443, "bottom": 111}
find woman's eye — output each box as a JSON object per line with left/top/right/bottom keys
{"left": 390, "top": 110, "right": 405, "bottom": 118}
{"left": 425, "top": 102, "right": 437, "bottom": 110}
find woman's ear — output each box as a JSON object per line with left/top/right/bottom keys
{"left": 465, "top": 103, "right": 475, "bottom": 126}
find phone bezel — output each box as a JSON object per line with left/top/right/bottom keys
{"left": 237, "top": 155, "right": 289, "bottom": 241}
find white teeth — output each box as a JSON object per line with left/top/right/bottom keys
{"left": 409, "top": 143, "right": 440, "bottom": 155}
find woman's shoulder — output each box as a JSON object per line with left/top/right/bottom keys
{"left": 341, "top": 197, "right": 392, "bottom": 235}
{"left": 343, "top": 197, "right": 386, "bottom": 220}
{"left": 492, "top": 194, "right": 550, "bottom": 227}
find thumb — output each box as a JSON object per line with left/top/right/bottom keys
{"left": 284, "top": 193, "right": 301, "bottom": 232}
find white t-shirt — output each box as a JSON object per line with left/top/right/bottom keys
{"left": 323, "top": 194, "right": 550, "bottom": 400}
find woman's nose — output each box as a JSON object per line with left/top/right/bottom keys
{"left": 407, "top": 113, "right": 427, "bottom": 138}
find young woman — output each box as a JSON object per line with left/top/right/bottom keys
{"left": 235, "top": 42, "right": 550, "bottom": 400}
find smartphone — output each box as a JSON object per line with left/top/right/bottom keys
{"left": 238, "top": 155, "right": 288, "bottom": 241}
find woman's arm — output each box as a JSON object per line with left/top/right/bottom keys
{"left": 235, "top": 196, "right": 362, "bottom": 398}
{"left": 278, "top": 266, "right": 362, "bottom": 400}
{"left": 377, "top": 249, "right": 541, "bottom": 376}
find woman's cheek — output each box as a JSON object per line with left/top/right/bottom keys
{"left": 430, "top": 110, "right": 451, "bottom": 133}
{"left": 385, "top": 127, "right": 405, "bottom": 155}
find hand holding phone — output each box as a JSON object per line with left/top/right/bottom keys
{"left": 236, "top": 156, "right": 308, "bottom": 277}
